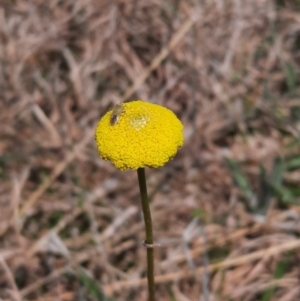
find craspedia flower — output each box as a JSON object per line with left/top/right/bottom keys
{"left": 95, "top": 100, "right": 184, "bottom": 170}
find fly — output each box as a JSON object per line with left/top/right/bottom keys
{"left": 110, "top": 103, "right": 124, "bottom": 125}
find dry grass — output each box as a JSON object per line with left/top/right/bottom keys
{"left": 0, "top": 0, "right": 300, "bottom": 300}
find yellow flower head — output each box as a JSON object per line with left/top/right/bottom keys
{"left": 95, "top": 100, "right": 184, "bottom": 170}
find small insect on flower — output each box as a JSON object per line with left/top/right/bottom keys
{"left": 110, "top": 103, "right": 124, "bottom": 126}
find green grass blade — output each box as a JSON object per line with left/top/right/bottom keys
{"left": 226, "top": 158, "right": 257, "bottom": 210}
{"left": 284, "top": 62, "right": 297, "bottom": 96}
{"left": 261, "top": 254, "right": 291, "bottom": 301}
{"left": 285, "top": 154, "right": 300, "bottom": 171}
{"left": 77, "top": 268, "right": 116, "bottom": 301}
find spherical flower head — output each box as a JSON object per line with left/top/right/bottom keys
{"left": 95, "top": 100, "right": 184, "bottom": 170}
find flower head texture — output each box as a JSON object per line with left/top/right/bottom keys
{"left": 95, "top": 100, "right": 184, "bottom": 170}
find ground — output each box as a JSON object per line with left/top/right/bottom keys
{"left": 0, "top": 0, "right": 300, "bottom": 300}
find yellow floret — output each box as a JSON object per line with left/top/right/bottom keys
{"left": 95, "top": 100, "right": 184, "bottom": 170}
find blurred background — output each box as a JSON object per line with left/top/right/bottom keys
{"left": 0, "top": 0, "right": 300, "bottom": 300}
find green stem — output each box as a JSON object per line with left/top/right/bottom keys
{"left": 137, "top": 168, "right": 155, "bottom": 301}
